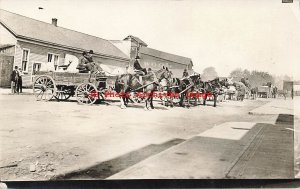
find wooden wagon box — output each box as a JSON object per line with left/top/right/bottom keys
{"left": 33, "top": 71, "right": 106, "bottom": 86}
{"left": 33, "top": 71, "right": 108, "bottom": 104}
{"left": 258, "top": 86, "right": 270, "bottom": 98}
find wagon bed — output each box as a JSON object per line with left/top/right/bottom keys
{"left": 257, "top": 86, "right": 270, "bottom": 98}
{"left": 33, "top": 71, "right": 107, "bottom": 104}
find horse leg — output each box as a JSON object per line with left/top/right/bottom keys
{"left": 179, "top": 93, "right": 184, "bottom": 107}
{"left": 144, "top": 97, "right": 149, "bottom": 110}
{"left": 203, "top": 93, "right": 207, "bottom": 105}
{"left": 150, "top": 96, "right": 154, "bottom": 109}
{"left": 213, "top": 94, "right": 217, "bottom": 107}
{"left": 186, "top": 92, "right": 190, "bottom": 108}
{"left": 170, "top": 97, "right": 174, "bottom": 108}
{"left": 120, "top": 97, "right": 126, "bottom": 109}
{"left": 119, "top": 88, "right": 126, "bottom": 109}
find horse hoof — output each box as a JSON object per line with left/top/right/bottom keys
{"left": 144, "top": 107, "right": 148, "bottom": 111}
{"left": 121, "top": 105, "right": 126, "bottom": 109}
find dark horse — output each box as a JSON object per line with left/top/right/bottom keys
{"left": 114, "top": 67, "right": 172, "bottom": 110}
{"left": 250, "top": 87, "right": 258, "bottom": 100}
{"left": 180, "top": 74, "right": 202, "bottom": 107}
{"left": 201, "top": 78, "right": 222, "bottom": 107}
{"left": 161, "top": 74, "right": 201, "bottom": 108}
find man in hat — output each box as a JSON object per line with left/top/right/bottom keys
{"left": 10, "top": 66, "right": 19, "bottom": 94}
{"left": 133, "top": 59, "right": 147, "bottom": 75}
{"left": 76, "top": 50, "right": 102, "bottom": 74}
{"left": 181, "top": 68, "right": 194, "bottom": 86}
{"left": 182, "top": 68, "right": 189, "bottom": 78}
{"left": 77, "top": 51, "right": 90, "bottom": 73}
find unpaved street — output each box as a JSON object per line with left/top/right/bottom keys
{"left": 0, "top": 92, "right": 296, "bottom": 180}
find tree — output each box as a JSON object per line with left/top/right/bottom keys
{"left": 229, "top": 68, "right": 243, "bottom": 79}
{"left": 229, "top": 68, "right": 275, "bottom": 88}
{"left": 229, "top": 68, "right": 251, "bottom": 80}
{"left": 202, "top": 67, "right": 218, "bottom": 81}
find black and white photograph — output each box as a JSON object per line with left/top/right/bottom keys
{"left": 0, "top": 0, "right": 299, "bottom": 185}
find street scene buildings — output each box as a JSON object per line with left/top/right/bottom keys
{"left": 0, "top": 0, "right": 299, "bottom": 182}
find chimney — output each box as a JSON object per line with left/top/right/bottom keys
{"left": 52, "top": 18, "right": 57, "bottom": 27}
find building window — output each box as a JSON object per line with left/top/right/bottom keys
{"left": 47, "top": 53, "right": 59, "bottom": 70}
{"left": 32, "top": 63, "right": 41, "bottom": 75}
{"left": 22, "top": 49, "right": 30, "bottom": 72}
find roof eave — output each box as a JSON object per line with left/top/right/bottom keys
{"left": 0, "top": 21, "right": 18, "bottom": 38}
{"left": 140, "top": 52, "right": 192, "bottom": 66}
{"left": 16, "top": 35, "right": 130, "bottom": 61}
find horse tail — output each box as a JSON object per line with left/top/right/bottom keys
{"left": 115, "top": 76, "right": 121, "bottom": 93}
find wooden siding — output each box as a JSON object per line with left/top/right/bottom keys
{"left": 14, "top": 41, "right": 129, "bottom": 87}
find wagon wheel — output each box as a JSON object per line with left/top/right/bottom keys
{"left": 54, "top": 91, "right": 72, "bottom": 101}
{"left": 75, "top": 83, "right": 98, "bottom": 105}
{"left": 33, "top": 75, "right": 56, "bottom": 101}
{"left": 54, "top": 86, "right": 72, "bottom": 101}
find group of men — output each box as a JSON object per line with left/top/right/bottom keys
{"left": 11, "top": 66, "right": 23, "bottom": 94}
{"left": 76, "top": 50, "right": 102, "bottom": 74}
{"left": 76, "top": 49, "right": 191, "bottom": 82}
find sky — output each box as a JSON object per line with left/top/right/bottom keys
{"left": 1, "top": 0, "right": 300, "bottom": 79}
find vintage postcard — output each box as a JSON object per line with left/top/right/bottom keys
{"left": 0, "top": 0, "right": 299, "bottom": 184}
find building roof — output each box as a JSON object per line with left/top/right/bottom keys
{"left": 0, "top": 44, "right": 14, "bottom": 50}
{"left": 0, "top": 9, "right": 129, "bottom": 60}
{"left": 139, "top": 47, "right": 193, "bottom": 66}
{"left": 124, "top": 35, "right": 148, "bottom": 47}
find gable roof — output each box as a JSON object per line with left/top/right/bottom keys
{"left": 0, "top": 9, "right": 129, "bottom": 60}
{"left": 0, "top": 44, "right": 14, "bottom": 50}
{"left": 124, "top": 35, "right": 148, "bottom": 47}
{"left": 139, "top": 47, "right": 193, "bottom": 66}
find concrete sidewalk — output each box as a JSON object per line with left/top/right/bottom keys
{"left": 108, "top": 120, "right": 294, "bottom": 179}
{"left": 249, "top": 98, "right": 293, "bottom": 115}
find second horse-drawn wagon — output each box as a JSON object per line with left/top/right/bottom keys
{"left": 32, "top": 71, "right": 107, "bottom": 104}
{"left": 257, "top": 86, "right": 270, "bottom": 98}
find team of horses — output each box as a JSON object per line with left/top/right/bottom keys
{"left": 114, "top": 66, "right": 236, "bottom": 110}
{"left": 88, "top": 64, "right": 261, "bottom": 110}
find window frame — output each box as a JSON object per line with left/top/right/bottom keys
{"left": 21, "top": 48, "right": 30, "bottom": 73}
{"left": 47, "top": 52, "right": 60, "bottom": 70}
{"left": 32, "top": 62, "right": 42, "bottom": 75}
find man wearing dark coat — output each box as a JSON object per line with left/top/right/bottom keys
{"left": 133, "top": 59, "right": 147, "bottom": 75}
{"left": 11, "top": 66, "right": 19, "bottom": 94}
{"left": 182, "top": 68, "right": 189, "bottom": 78}
{"left": 76, "top": 50, "right": 102, "bottom": 73}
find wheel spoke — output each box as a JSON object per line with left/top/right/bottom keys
{"left": 36, "top": 90, "right": 43, "bottom": 98}
{"left": 87, "top": 96, "right": 93, "bottom": 103}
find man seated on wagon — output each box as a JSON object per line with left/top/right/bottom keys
{"left": 182, "top": 68, "right": 189, "bottom": 78}
{"left": 133, "top": 58, "right": 147, "bottom": 76}
{"left": 76, "top": 50, "right": 103, "bottom": 74}
{"left": 181, "top": 68, "right": 194, "bottom": 86}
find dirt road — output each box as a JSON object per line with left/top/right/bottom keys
{"left": 0, "top": 93, "right": 294, "bottom": 180}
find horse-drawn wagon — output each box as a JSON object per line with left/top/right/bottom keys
{"left": 32, "top": 71, "right": 107, "bottom": 104}
{"left": 257, "top": 86, "right": 270, "bottom": 98}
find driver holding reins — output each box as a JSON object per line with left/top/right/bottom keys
{"left": 76, "top": 50, "right": 103, "bottom": 74}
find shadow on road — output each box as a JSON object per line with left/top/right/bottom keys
{"left": 275, "top": 114, "right": 294, "bottom": 125}
{"left": 53, "top": 138, "right": 185, "bottom": 180}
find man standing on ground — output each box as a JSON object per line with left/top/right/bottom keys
{"left": 10, "top": 66, "right": 19, "bottom": 94}
{"left": 17, "top": 68, "right": 24, "bottom": 93}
